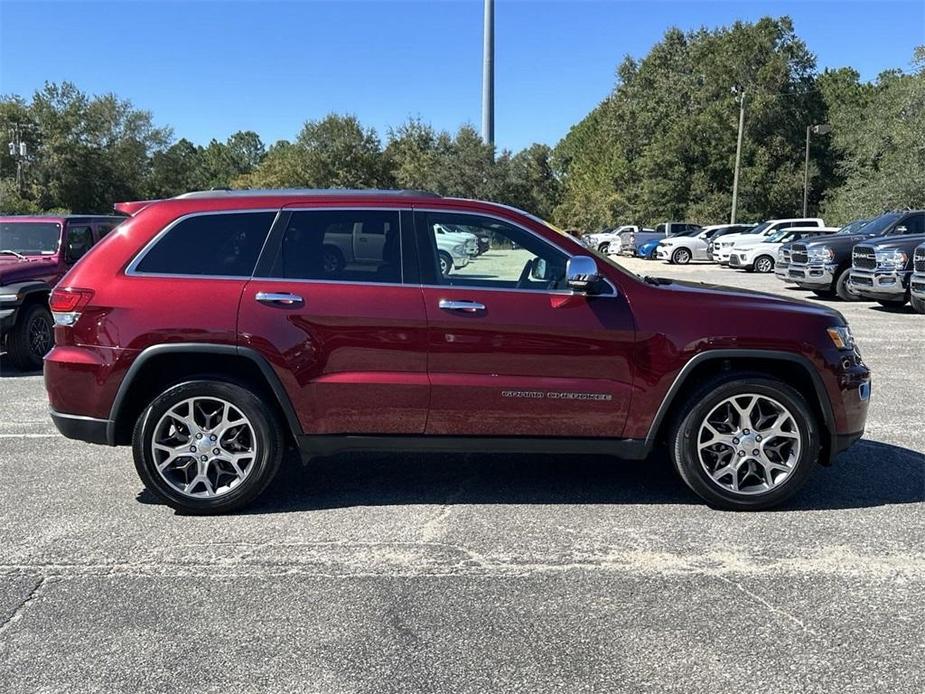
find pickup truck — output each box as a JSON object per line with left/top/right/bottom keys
{"left": 789, "top": 211, "right": 923, "bottom": 301}
{"left": 849, "top": 231, "right": 925, "bottom": 308}
{"left": 583, "top": 225, "right": 643, "bottom": 254}
{"left": 0, "top": 214, "right": 123, "bottom": 370}
{"left": 621, "top": 222, "right": 701, "bottom": 257}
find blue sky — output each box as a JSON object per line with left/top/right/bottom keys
{"left": 1, "top": 1, "right": 922, "bottom": 152}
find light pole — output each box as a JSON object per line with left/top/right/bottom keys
{"left": 481, "top": 0, "right": 495, "bottom": 146}
{"left": 803, "top": 123, "right": 831, "bottom": 217}
{"left": 730, "top": 87, "right": 746, "bottom": 224}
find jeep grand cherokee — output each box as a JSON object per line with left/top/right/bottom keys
{"left": 44, "top": 189, "right": 871, "bottom": 514}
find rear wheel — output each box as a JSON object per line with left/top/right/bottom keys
{"left": 754, "top": 255, "right": 775, "bottom": 273}
{"left": 132, "top": 380, "right": 284, "bottom": 514}
{"left": 669, "top": 374, "right": 819, "bottom": 511}
{"left": 672, "top": 248, "right": 691, "bottom": 265}
{"left": 7, "top": 303, "right": 53, "bottom": 372}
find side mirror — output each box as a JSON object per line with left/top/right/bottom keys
{"left": 566, "top": 256, "right": 601, "bottom": 292}
{"left": 530, "top": 258, "right": 549, "bottom": 281}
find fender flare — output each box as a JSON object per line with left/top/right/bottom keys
{"left": 106, "top": 343, "right": 303, "bottom": 445}
{"left": 644, "top": 349, "right": 836, "bottom": 450}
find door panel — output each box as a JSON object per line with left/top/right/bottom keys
{"left": 423, "top": 289, "right": 635, "bottom": 437}
{"left": 240, "top": 208, "right": 428, "bottom": 435}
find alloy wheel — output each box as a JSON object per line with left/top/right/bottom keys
{"left": 151, "top": 397, "right": 258, "bottom": 499}
{"left": 696, "top": 394, "right": 802, "bottom": 495}
{"left": 755, "top": 256, "right": 774, "bottom": 273}
{"left": 29, "top": 313, "right": 52, "bottom": 358}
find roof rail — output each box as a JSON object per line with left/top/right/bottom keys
{"left": 172, "top": 188, "right": 441, "bottom": 199}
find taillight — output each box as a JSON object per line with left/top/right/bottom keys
{"left": 50, "top": 288, "right": 94, "bottom": 326}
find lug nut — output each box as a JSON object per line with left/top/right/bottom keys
{"left": 195, "top": 433, "right": 203, "bottom": 440}
{"left": 755, "top": 434, "right": 762, "bottom": 442}
{"left": 200, "top": 455, "right": 208, "bottom": 462}
{"left": 752, "top": 449, "right": 760, "bottom": 456}
{"left": 189, "top": 446, "right": 197, "bottom": 452}
{"left": 213, "top": 448, "right": 220, "bottom": 455}
{"left": 738, "top": 450, "right": 745, "bottom": 457}
{"left": 743, "top": 428, "right": 750, "bottom": 434}
{"left": 210, "top": 434, "right": 217, "bottom": 442}
{"left": 733, "top": 437, "right": 740, "bottom": 445}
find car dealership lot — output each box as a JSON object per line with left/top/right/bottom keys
{"left": 0, "top": 258, "right": 922, "bottom": 693}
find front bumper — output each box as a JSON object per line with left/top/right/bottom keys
{"left": 728, "top": 253, "right": 751, "bottom": 269}
{"left": 774, "top": 264, "right": 793, "bottom": 282}
{"left": 0, "top": 306, "right": 17, "bottom": 333}
{"left": 655, "top": 247, "right": 670, "bottom": 261}
{"left": 453, "top": 254, "right": 470, "bottom": 269}
{"left": 848, "top": 269, "right": 909, "bottom": 299}
{"left": 911, "top": 273, "right": 925, "bottom": 298}
{"left": 787, "top": 262, "right": 836, "bottom": 288}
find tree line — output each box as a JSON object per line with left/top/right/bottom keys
{"left": 1, "top": 17, "right": 922, "bottom": 228}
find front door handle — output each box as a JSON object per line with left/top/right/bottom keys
{"left": 438, "top": 299, "right": 485, "bottom": 313}
{"left": 256, "top": 291, "right": 303, "bottom": 306}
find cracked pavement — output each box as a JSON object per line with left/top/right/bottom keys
{"left": 0, "top": 260, "right": 923, "bottom": 693}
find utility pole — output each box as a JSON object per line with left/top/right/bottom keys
{"left": 481, "top": 0, "right": 494, "bottom": 147}
{"left": 8, "top": 123, "right": 29, "bottom": 196}
{"left": 803, "top": 123, "right": 832, "bottom": 217}
{"left": 730, "top": 87, "right": 746, "bottom": 224}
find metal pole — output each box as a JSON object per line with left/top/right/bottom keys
{"left": 802, "top": 125, "right": 811, "bottom": 217}
{"left": 481, "top": 0, "right": 494, "bottom": 146}
{"left": 730, "top": 90, "right": 745, "bottom": 224}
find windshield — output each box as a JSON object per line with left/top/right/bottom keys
{"left": 852, "top": 212, "right": 901, "bottom": 237}
{"left": 748, "top": 222, "right": 773, "bottom": 235}
{"left": 0, "top": 222, "right": 62, "bottom": 255}
{"left": 765, "top": 229, "right": 795, "bottom": 243}
{"left": 836, "top": 218, "right": 871, "bottom": 235}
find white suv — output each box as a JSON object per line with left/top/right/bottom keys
{"left": 656, "top": 224, "right": 754, "bottom": 264}
{"left": 728, "top": 227, "right": 838, "bottom": 272}
{"left": 711, "top": 218, "right": 825, "bottom": 264}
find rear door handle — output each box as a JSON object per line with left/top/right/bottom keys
{"left": 256, "top": 291, "right": 303, "bottom": 306}
{"left": 438, "top": 299, "right": 485, "bottom": 313}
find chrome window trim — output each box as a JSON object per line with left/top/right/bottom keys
{"left": 125, "top": 209, "right": 282, "bottom": 278}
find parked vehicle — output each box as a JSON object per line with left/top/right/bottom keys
{"left": 616, "top": 226, "right": 656, "bottom": 255}
{"left": 0, "top": 214, "right": 122, "bottom": 370}
{"left": 777, "top": 218, "right": 868, "bottom": 289}
{"left": 789, "top": 212, "right": 923, "bottom": 301}
{"left": 434, "top": 224, "right": 479, "bottom": 257}
{"left": 45, "top": 189, "right": 869, "bottom": 514}
{"left": 710, "top": 218, "right": 825, "bottom": 265}
{"left": 622, "top": 222, "right": 702, "bottom": 257}
{"left": 729, "top": 227, "right": 838, "bottom": 273}
{"left": 636, "top": 238, "right": 661, "bottom": 260}
{"left": 585, "top": 225, "right": 640, "bottom": 254}
{"left": 911, "top": 242, "right": 925, "bottom": 314}
{"left": 657, "top": 224, "right": 754, "bottom": 264}
{"left": 849, "top": 232, "right": 925, "bottom": 308}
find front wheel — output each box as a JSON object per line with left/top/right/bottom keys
{"left": 132, "top": 380, "right": 284, "bottom": 514}
{"left": 669, "top": 375, "right": 819, "bottom": 511}
{"left": 876, "top": 298, "right": 908, "bottom": 310}
{"left": 597, "top": 242, "right": 610, "bottom": 254}
{"left": 754, "top": 255, "right": 775, "bottom": 273}
{"left": 672, "top": 248, "right": 691, "bottom": 265}
{"left": 7, "top": 303, "right": 53, "bottom": 371}
{"left": 438, "top": 251, "right": 453, "bottom": 276}
{"left": 835, "top": 268, "right": 861, "bottom": 302}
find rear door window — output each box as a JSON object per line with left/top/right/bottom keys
{"left": 132, "top": 212, "right": 276, "bottom": 277}
{"left": 265, "top": 209, "right": 403, "bottom": 284}
{"left": 65, "top": 225, "right": 94, "bottom": 263}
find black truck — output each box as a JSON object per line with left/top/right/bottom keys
{"left": 849, "top": 231, "right": 925, "bottom": 308}
{"left": 787, "top": 210, "right": 925, "bottom": 301}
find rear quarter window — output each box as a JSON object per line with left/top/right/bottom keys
{"left": 132, "top": 212, "right": 276, "bottom": 277}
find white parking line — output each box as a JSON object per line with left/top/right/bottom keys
{"left": 0, "top": 434, "right": 58, "bottom": 438}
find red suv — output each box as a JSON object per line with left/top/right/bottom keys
{"left": 44, "top": 190, "right": 871, "bottom": 513}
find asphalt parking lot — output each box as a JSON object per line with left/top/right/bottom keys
{"left": 0, "top": 257, "right": 922, "bottom": 694}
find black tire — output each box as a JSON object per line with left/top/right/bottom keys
{"left": 597, "top": 242, "right": 610, "bottom": 254}
{"left": 754, "top": 255, "right": 775, "bottom": 273}
{"left": 321, "top": 245, "right": 345, "bottom": 274}
{"left": 911, "top": 295, "right": 925, "bottom": 314}
{"left": 7, "top": 303, "right": 53, "bottom": 371}
{"left": 438, "top": 251, "right": 453, "bottom": 276}
{"left": 811, "top": 289, "right": 836, "bottom": 298}
{"left": 835, "top": 268, "right": 861, "bottom": 302}
{"left": 876, "top": 298, "right": 908, "bottom": 310}
{"left": 669, "top": 374, "right": 820, "bottom": 511}
{"left": 132, "top": 380, "right": 285, "bottom": 514}
{"left": 672, "top": 248, "right": 692, "bottom": 265}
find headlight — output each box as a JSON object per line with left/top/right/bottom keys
{"left": 875, "top": 249, "right": 907, "bottom": 269}
{"left": 807, "top": 246, "right": 834, "bottom": 263}
{"left": 826, "top": 325, "right": 855, "bottom": 351}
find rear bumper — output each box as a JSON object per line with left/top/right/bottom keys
{"left": 50, "top": 409, "right": 110, "bottom": 445}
